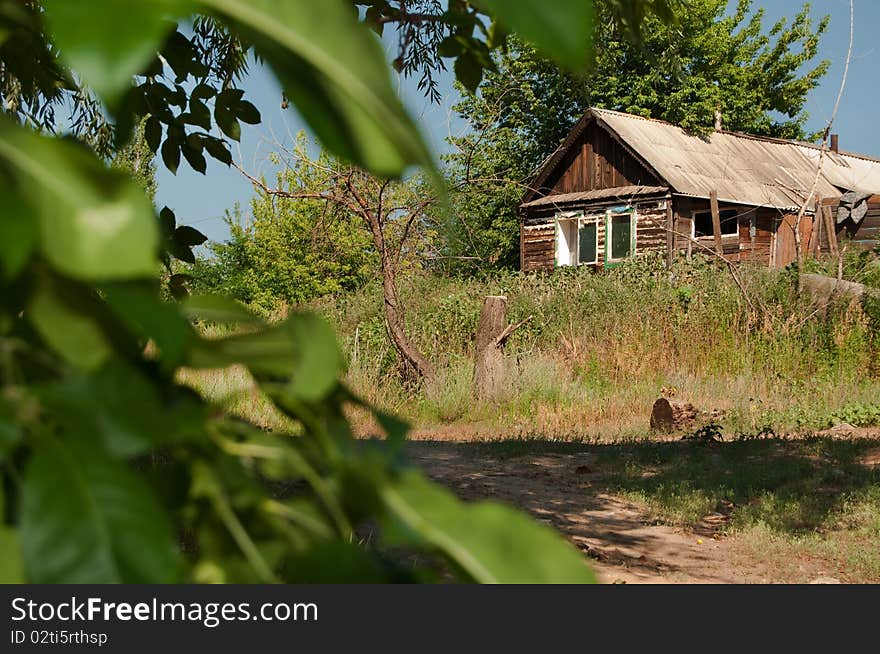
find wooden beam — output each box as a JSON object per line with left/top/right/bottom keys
{"left": 710, "top": 190, "right": 723, "bottom": 257}
{"left": 822, "top": 204, "right": 839, "bottom": 257}
{"left": 806, "top": 199, "right": 820, "bottom": 258}
{"left": 665, "top": 199, "right": 674, "bottom": 269}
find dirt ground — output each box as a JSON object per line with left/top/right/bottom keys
{"left": 405, "top": 440, "right": 863, "bottom": 584}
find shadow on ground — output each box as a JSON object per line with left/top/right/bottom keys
{"left": 405, "top": 436, "right": 880, "bottom": 583}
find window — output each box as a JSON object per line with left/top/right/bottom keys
{"left": 693, "top": 209, "right": 738, "bottom": 237}
{"left": 555, "top": 214, "right": 599, "bottom": 266}
{"left": 607, "top": 211, "right": 634, "bottom": 261}
{"left": 577, "top": 218, "right": 598, "bottom": 265}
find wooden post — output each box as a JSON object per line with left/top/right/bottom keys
{"left": 665, "top": 199, "right": 674, "bottom": 269}
{"left": 710, "top": 190, "right": 723, "bottom": 257}
{"left": 822, "top": 204, "right": 839, "bottom": 257}
{"left": 806, "top": 199, "right": 821, "bottom": 259}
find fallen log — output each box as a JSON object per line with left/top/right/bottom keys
{"left": 801, "top": 273, "right": 880, "bottom": 305}
{"left": 650, "top": 398, "right": 698, "bottom": 433}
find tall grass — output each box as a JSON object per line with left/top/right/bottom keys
{"left": 314, "top": 252, "right": 880, "bottom": 440}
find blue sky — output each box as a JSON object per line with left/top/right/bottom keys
{"left": 156, "top": 0, "right": 879, "bottom": 244}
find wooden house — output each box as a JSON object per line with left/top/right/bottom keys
{"left": 518, "top": 108, "right": 880, "bottom": 272}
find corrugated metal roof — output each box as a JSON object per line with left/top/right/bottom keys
{"left": 592, "top": 108, "right": 857, "bottom": 208}
{"left": 796, "top": 146, "right": 880, "bottom": 194}
{"left": 521, "top": 185, "right": 668, "bottom": 208}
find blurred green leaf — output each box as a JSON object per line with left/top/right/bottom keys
{"left": 0, "top": 400, "right": 22, "bottom": 463}
{"left": 182, "top": 294, "right": 262, "bottom": 325}
{"left": 0, "top": 183, "right": 37, "bottom": 279}
{"left": 0, "top": 120, "right": 159, "bottom": 280}
{"left": 480, "top": 0, "right": 594, "bottom": 69}
{"left": 284, "top": 541, "right": 392, "bottom": 583}
{"left": 28, "top": 282, "right": 110, "bottom": 371}
{"left": 41, "top": 0, "right": 189, "bottom": 107}
{"left": 0, "top": 485, "right": 23, "bottom": 582}
{"left": 40, "top": 362, "right": 206, "bottom": 458}
{"left": 381, "top": 471, "right": 596, "bottom": 584}
{"left": 285, "top": 313, "right": 339, "bottom": 402}
{"left": 102, "top": 282, "right": 194, "bottom": 369}
{"left": 200, "top": 0, "right": 434, "bottom": 178}
{"left": 0, "top": 527, "right": 23, "bottom": 583}
{"left": 188, "top": 312, "right": 339, "bottom": 401}
{"left": 21, "top": 435, "right": 179, "bottom": 583}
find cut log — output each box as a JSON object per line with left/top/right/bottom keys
{"left": 800, "top": 273, "right": 880, "bottom": 305}
{"left": 650, "top": 398, "right": 698, "bottom": 433}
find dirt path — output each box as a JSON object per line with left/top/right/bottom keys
{"left": 406, "top": 441, "right": 837, "bottom": 584}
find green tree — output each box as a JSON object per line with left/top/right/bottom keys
{"left": 111, "top": 120, "right": 158, "bottom": 200}
{"left": 442, "top": 0, "right": 830, "bottom": 270}
{"left": 192, "top": 138, "right": 377, "bottom": 314}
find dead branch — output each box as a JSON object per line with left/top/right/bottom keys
{"left": 493, "top": 315, "right": 534, "bottom": 349}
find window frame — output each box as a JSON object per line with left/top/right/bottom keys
{"left": 605, "top": 208, "right": 636, "bottom": 264}
{"left": 692, "top": 208, "right": 739, "bottom": 238}
{"left": 576, "top": 215, "right": 599, "bottom": 266}
{"left": 554, "top": 211, "right": 601, "bottom": 267}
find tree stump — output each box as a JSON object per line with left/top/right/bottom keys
{"left": 650, "top": 398, "right": 698, "bottom": 433}
{"left": 474, "top": 296, "right": 508, "bottom": 401}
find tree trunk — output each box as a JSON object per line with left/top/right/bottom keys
{"left": 365, "top": 210, "right": 434, "bottom": 383}
{"left": 650, "top": 398, "right": 698, "bottom": 433}
{"left": 474, "top": 296, "right": 508, "bottom": 401}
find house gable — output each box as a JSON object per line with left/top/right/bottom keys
{"left": 523, "top": 112, "right": 665, "bottom": 205}
{"left": 543, "top": 119, "right": 661, "bottom": 195}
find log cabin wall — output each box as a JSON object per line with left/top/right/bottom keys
{"left": 521, "top": 200, "right": 668, "bottom": 272}
{"left": 543, "top": 122, "right": 660, "bottom": 194}
{"left": 633, "top": 204, "right": 668, "bottom": 253}
{"left": 672, "top": 197, "right": 780, "bottom": 264}
{"left": 525, "top": 195, "right": 807, "bottom": 271}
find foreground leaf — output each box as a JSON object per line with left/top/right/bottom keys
{"left": 42, "top": 0, "right": 189, "bottom": 107}
{"left": 41, "top": 362, "right": 207, "bottom": 458}
{"left": 200, "top": 0, "right": 434, "bottom": 178}
{"left": 0, "top": 120, "right": 159, "bottom": 280}
{"left": 188, "top": 312, "right": 339, "bottom": 401}
{"left": 0, "top": 184, "right": 37, "bottom": 279}
{"left": 21, "top": 435, "right": 179, "bottom": 583}
{"left": 0, "top": 527, "right": 23, "bottom": 583}
{"left": 480, "top": 0, "right": 594, "bottom": 69}
{"left": 28, "top": 282, "right": 111, "bottom": 371}
{"left": 381, "top": 471, "right": 596, "bottom": 584}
